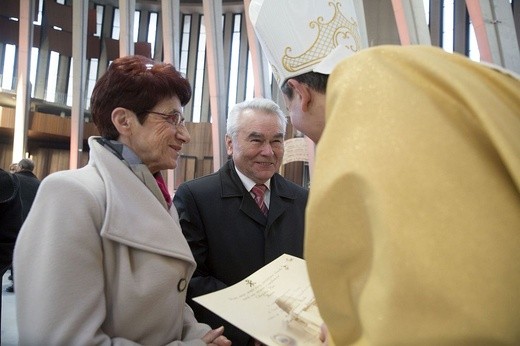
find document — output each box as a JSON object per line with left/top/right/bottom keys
{"left": 193, "top": 254, "right": 323, "bottom": 346}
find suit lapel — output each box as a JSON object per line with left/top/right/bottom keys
{"left": 219, "top": 160, "right": 267, "bottom": 225}
{"left": 218, "top": 161, "right": 299, "bottom": 227}
{"left": 265, "top": 174, "right": 297, "bottom": 229}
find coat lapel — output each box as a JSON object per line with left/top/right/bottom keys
{"left": 88, "top": 138, "right": 195, "bottom": 264}
{"left": 265, "top": 174, "right": 298, "bottom": 230}
{"left": 219, "top": 160, "right": 298, "bottom": 227}
{"left": 218, "top": 160, "right": 265, "bottom": 225}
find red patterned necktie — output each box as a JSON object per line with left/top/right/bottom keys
{"left": 251, "top": 184, "right": 268, "bottom": 216}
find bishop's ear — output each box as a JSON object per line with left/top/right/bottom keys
{"left": 286, "top": 79, "right": 312, "bottom": 112}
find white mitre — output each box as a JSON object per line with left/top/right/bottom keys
{"left": 249, "top": 0, "right": 368, "bottom": 86}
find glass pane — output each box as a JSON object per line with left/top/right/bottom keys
{"left": 45, "top": 51, "right": 59, "bottom": 102}
{"left": 468, "top": 23, "right": 480, "bottom": 62}
{"left": 112, "top": 8, "right": 120, "bottom": 39}
{"left": 180, "top": 15, "right": 192, "bottom": 75}
{"left": 227, "top": 14, "right": 241, "bottom": 113}
{"left": 246, "top": 51, "right": 254, "bottom": 99}
{"left": 34, "top": 0, "right": 43, "bottom": 25}
{"left": 1, "top": 44, "right": 16, "bottom": 90}
{"left": 423, "top": 0, "right": 430, "bottom": 25}
{"left": 193, "top": 15, "right": 206, "bottom": 123}
{"left": 134, "top": 11, "right": 140, "bottom": 42}
{"left": 148, "top": 12, "right": 158, "bottom": 57}
{"left": 67, "top": 58, "right": 73, "bottom": 107}
{"left": 442, "top": 0, "right": 454, "bottom": 52}
{"left": 30, "top": 48, "right": 39, "bottom": 97}
{"left": 86, "top": 59, "right": 99, "bottom": 110}
{"left": 95, "top": 5, "right": 104, "bottom": 37}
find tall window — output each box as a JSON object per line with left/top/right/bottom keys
{"left": 1, "top": 1, "right": 42, "bottom": 93}
{"left": 422, "top": 0, "right": 430, "bottom": 25}
{"left": 35, "top": 0, "right": 43, "bottom": 24}
{"left": 1, "top": 44, "right": 16, "bottom": 91}
{"left": 29, "top": 0, "right": 43, "bottom": 96}
{"left": 45, "top": 51, "right": 60, "bottom": 102}
{"left": 95, "top": 5, "right": 104, "bottom": 37}
{"left": 134, "top": 11, "right": 140, "bottom": 42}
{"left": 112, "top": 8, "right": 120, "bottom": 39}
{"left": 468, "top": 25, "right": 480, "bottom": 61}
{"left": 86, "top": 59, "right": 99, "bottom": 110}
{"left": 193, "top": 15, "right": 207, "bottom": 123}
{"left": 245, "top": 52, "right": 254, "bottom": 99}
{"left": 112, "top": 8, "right": 141, "bottom": 44}
{"left": 148, "top": 12, "right": 158, "bottom": 57}
{"left": 227, "top": 14, "right": 242, "bottom": 114}
{"left": 424, "top": 0, "right": 480, "bottom": 60}
{"left": 66, "top": 58, "right": 73, "bottom": 106}
{"left": 30, "top": 48, "right": 39, "bottom": 97}
{"left": 180, "top": 15, "right": 192, "bottom": 76}
{"left": 442, "top": 0, "right": 454, "bottom": 53}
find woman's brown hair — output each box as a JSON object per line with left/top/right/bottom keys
{"left": 90, "top": 55, "right": 192, "bottom": 139}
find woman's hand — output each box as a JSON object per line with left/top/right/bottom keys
{"left": 319, "top": 323, "right": 329, "bottom": 345}
{"left": 202, "top": 326, "right": 232, "bottom": 346}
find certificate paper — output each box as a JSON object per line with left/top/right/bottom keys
{"left": 193, "top": 254, "right": 323, "bottom": 346}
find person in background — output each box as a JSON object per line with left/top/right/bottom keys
{"left": 174, "top": 98, "right": 308, "bottom": 345}
{"left": 14, "top": 158, "right": 40, "bottom": 220}
{"left": 9, "top": 162, "right": 18, "bottom": 173}
{"left": 14, "top": 55, "right": 231, "bottom": 345}
{"left": 0, "top": 168, "right": 23, "bottom": 345}
{"left": 5, "top": 160, "right": 20, "bottom": 291}
{"left": 5, "top": 158, "right": 41, "bottom": 293}
{"left": 250, "top": 0, "right": 520, "bottom": 345}
{"left": 6, "top": 161, "right": 21, "bottom": 288}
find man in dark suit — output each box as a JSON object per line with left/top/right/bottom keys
{"left": 0, "top": 168, "right": 23, "bottom": 344}
{"left": 174, "top": 98, "right": 308, "bottom": 345}
{"left": 6, "top": 158, "right": 40, "bottom": 292}
{"left": 14, "top": 159, "right": 41, "bottom": 220}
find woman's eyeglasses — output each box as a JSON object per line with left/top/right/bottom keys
{"left": 147, "top": 111, "right": 185, "bottom": 126}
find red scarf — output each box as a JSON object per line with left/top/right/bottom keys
{"left": 154, "top": 173, "right": 172, "bottom": 209}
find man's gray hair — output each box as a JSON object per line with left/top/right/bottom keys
{"left": 226, "top": 98, "right": 287, "bottom": 140}
{"left": 18, "top": 158, "right": 35, "bottom": 172}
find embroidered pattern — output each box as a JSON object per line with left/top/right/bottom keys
{"left": 282, "top": 1, "right": 361, "bottom": 73}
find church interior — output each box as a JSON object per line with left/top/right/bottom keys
{"left": 1, "top": 1, "right": 519, "bottom": 343}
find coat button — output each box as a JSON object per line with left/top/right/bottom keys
{"left": 177, "top": 278, "right": 187, "bottom": 292}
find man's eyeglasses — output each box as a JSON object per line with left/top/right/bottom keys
{"left": 147, "top": 110, "right": 185, "bottom": 126}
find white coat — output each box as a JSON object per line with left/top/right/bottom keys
{"left": 14, "top": 137, "right": 211, "bottom": 345}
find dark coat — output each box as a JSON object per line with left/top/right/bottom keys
{"left": 174, "top": 160, "right": 308, "bottom": 344}
{"left": 0, "top": 169, "right": 23, "bottom": 271}
{"left": 14, "top": 170, "right": 40, "bottom": 220}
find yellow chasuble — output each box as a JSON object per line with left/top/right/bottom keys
{"left": 305, "top": 45, "right": 520, "bottom": 345}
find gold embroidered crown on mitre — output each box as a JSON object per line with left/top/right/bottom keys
{"left": 249, "top": 0, "right": 368, "bottom": 86}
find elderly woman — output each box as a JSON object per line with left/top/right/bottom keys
{"left": 13, "top": 55, "right": 231, "bottom": 345}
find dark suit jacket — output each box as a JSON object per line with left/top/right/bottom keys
{"left": 0, "top": 169, "right": 23, "bottom": 271}
{"left": 174, "top": 160, "right": 308, "bottom": 344}
{"left": 14, "top": 170, "right": 40, "bottom": 220}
